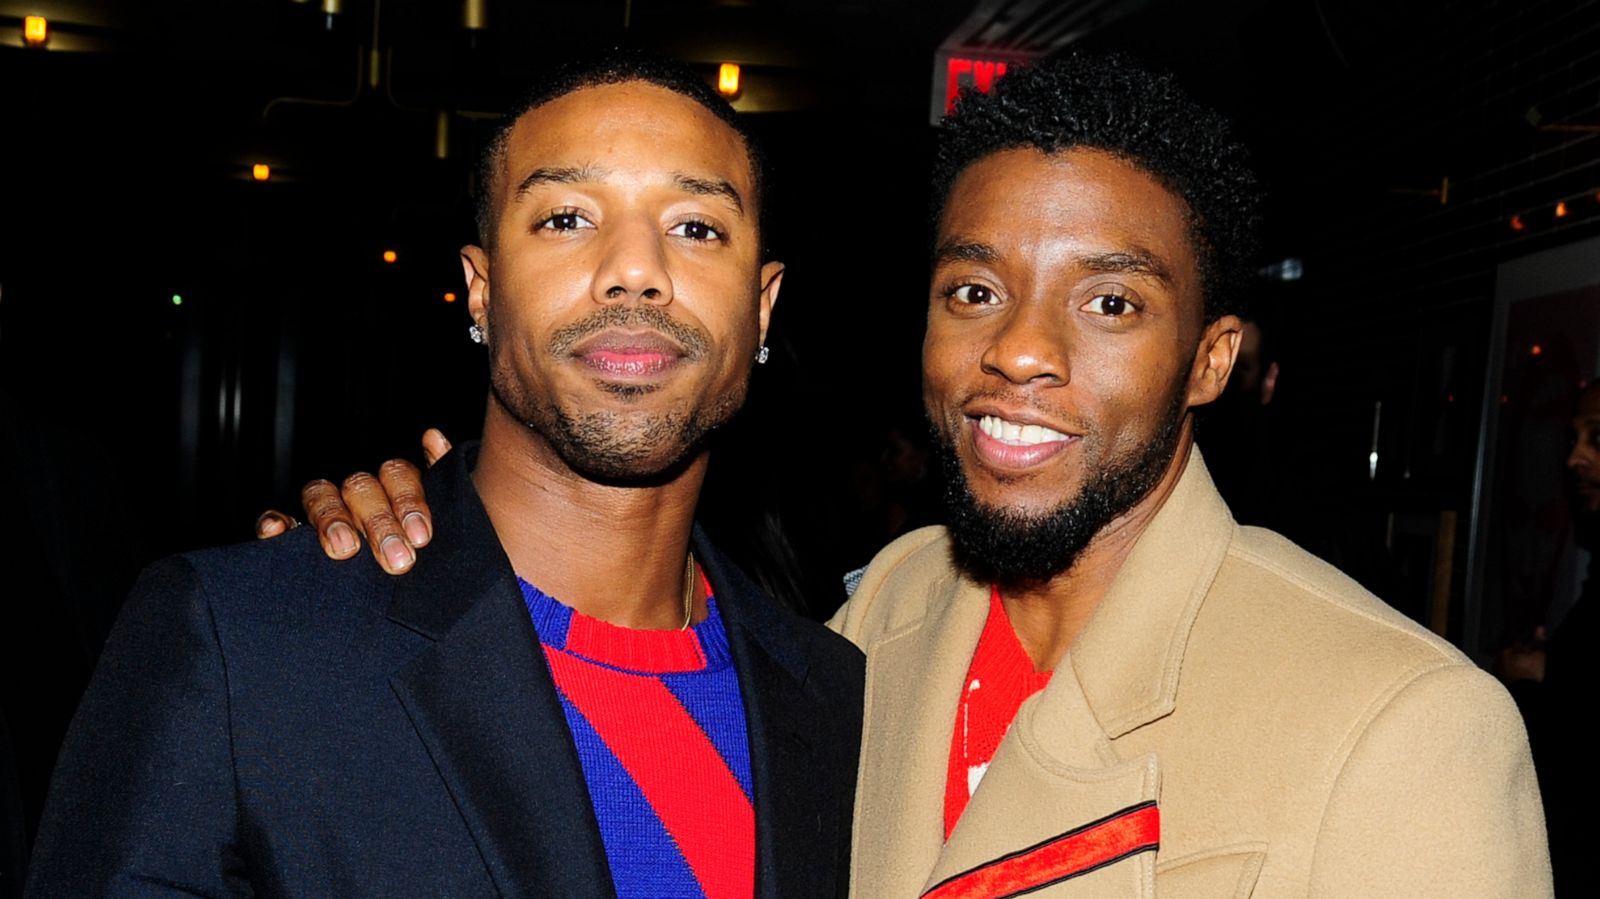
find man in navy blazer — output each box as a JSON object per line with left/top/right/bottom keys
{"left": 27, "top": 52, "right": 863, "bottom": 897}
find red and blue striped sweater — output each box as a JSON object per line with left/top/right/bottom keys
{"left": 519, "top": 575, "right": 754, "bottom": 899}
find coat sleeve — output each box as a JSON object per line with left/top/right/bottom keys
{"left": 25, "top": 558, "right": 250, "bottom": 897}
{"left": 1308, "top": 663, "right": 1551, "bottom": 898}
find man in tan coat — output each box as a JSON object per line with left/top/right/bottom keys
{"left": 827, "top": 57, "right": 1549, "bottom": 897}
{"left": 283, "top": 55, "right": 1549, "bottom": 898}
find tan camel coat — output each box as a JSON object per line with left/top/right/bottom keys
{"left": 830, "top": 450, "right": 1550, "bottom": 898}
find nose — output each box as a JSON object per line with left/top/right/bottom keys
{"left": 979, "top": 299, "right": 1068, "bottom": 386}
{"left": 592, "top": 216, "right": 673, "bottom": 305}
{"left": 1570, "top": 429, "right": 1595, "bottom": 472}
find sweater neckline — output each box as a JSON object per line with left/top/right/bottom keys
{"left": 518, "top": 575, "right": 732, "bottom": 675}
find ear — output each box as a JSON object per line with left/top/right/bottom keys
{"left": 757, "top": 261, "right": 785, "bottom": 346}
{"left": 461, "top": 245, "right": 491, "bottom": 330}
{"left": 1186, "top": 314, "right": 1242, "bottom": 409}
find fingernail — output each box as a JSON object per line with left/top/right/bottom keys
{"left": 403, "top": 512, "right": 430, "bottom": 547}
{"left": 382, "top": 536, "right": 414, "bottom": 571}
{"left": 329, "top": 522, "right": 358, "bottom": 557}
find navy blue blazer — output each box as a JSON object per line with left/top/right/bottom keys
{"left": 26, "top": 447, "right": 864, "bottom": 897}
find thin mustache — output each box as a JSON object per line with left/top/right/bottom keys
{"left": 548, "top": 305, "right": 708, "bottom": 359}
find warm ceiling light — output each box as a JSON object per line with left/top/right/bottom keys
{"left": 382, "top": 250, "right": 398, "bottom": 264}
{"left": 443, "top": 291, "right": 458, "bottom": 303}
{"left": 1555, "top": 200, "right": 1569, "bottom": 218}
{"left": 464, "top": 0, "right": 487, "bottom": 30}
{"left": 23, "top": 15, "right": 47, "bottom": 47}
{"left": 1510, "top": 214, "right": 1526, "bottom": 231}
{"left": 718, "top": 63, "right": 741, "bottom": 97}
{"left": 252, "top": 164, "right": 271, "bottom": 181}
{"left": 1531, "top": 344, "right": 1543, "bottom": 356}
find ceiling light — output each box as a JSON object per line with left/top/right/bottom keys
{"left": 718, "top": 63, "right": 741, "bottom": 98}
{"left": 23, "top": 15, "right": 47, "bottom": 47}
{"left": 252, "top": 164, "right": 271, "bottom": 182}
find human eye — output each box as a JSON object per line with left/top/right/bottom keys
{"left": 945, "top": 283, "right": 1002, "bottom": 306}
{"left": 667, "top": 219, "right": 724, "bottom": 242}
{"left": 1081, "top": 290, "right": 1138, "bottom": 317}
{"left": 535, "top": 208, "right": 594, "bottom": 232}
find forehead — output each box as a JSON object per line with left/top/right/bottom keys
{"left": 500, "top": 81, "right": 755, "bottom": 196}
{"left": 939, "top": 147, "right": 1198, "bottom": 288}
{"left": 1577, "top": 386, "right": 1600, "bottom": 422}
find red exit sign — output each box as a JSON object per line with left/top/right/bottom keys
{"left": 930, "top": 51, "right": 1030, "bottom": 124}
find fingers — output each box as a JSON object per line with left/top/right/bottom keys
{"left": 377, "top": 458, "right": 432, "bottom": 549}
{"left": 302, "top": 479, "right": 362, "bottom": 560}
{"left": 421, "top": 428, "right": 453, "bottom": 468}
{"left": 341, "top": 471, "right": 416, "bottom": 575}
{"left": 255, "top": 510, "right": 298, "bottom": 539}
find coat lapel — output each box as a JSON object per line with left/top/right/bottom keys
{"left": 386, "top": 447, "right": 613, "bottom": 898}
{"left": 695, "top": 530, "right": 831, "bottom": 899}
{"left": 851, "top": 568, "right": 991, "bottom": 898}
{"left": 928, "top": 668, "right": 1162, "bottom": 897}
{"left": 869, "top": 448, "right": 1236, "bottom": 898}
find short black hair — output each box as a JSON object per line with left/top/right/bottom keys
{"left": 474, "top": 49, "right": 768, "bottom": 249}
{"left": 932, "top": 54, "right": 1261, "bottom": 322}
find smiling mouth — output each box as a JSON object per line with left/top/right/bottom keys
{"left": 967, "top": 413, "right": 1079, "bottom": 471}
{"left": 976, "top": 414, "right": 1073, "bottom": 447}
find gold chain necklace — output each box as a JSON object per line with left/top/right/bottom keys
{"left": 680, "top": 552, "right": 696, "bottom": 630}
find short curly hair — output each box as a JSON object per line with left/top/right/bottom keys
{"left": 932, "top": 54, "right": 1261, "bottom": 322}
{"left": 474, "top": 49, "right": 767, "bottom": 250}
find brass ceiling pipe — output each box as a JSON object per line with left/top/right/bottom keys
{"left": 464, "top": 0, "right": 487, "bottom": 30}
{"left": 435, "top": 110, "right": 452, "bottom": 160}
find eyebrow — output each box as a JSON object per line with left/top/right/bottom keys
{"left": 933, "top": 240, "right": 1001, "bottom": 266}
{"left": 1077, "top": 249, "right": 1174, "bottom": 285}
{"left": 513, "top": 165, "right": 602, "bottom": 200}
{"left": 511, "top": 166, "right": 745, "bottom": 216}
{"left": 673, "top": 174, "right": 745, "bottom": 216}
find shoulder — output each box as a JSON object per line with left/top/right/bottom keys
{"left": 1190, "top": 525, "right": 1521, "bottom": 772}
{"left": 1214, "top": 526, "right": 1467, "bottom": 671}
{"left": 131, "top": 528, "right": 399, "bottom": 654}
{"left": 828, "top": 526, "right": 956, "bottom": 646}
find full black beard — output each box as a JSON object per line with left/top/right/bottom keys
{"left": 937, "top": 388, "right": 1189, "bottom": 586}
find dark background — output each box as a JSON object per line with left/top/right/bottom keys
{"left": 4, "top": 0, "right": 1599, "bottom": 891}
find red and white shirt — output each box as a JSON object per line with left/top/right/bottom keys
{"left": 943, "top": 585, "right": 1053, "bottom": 839}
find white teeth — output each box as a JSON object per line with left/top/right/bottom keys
{"left": 978, "top": 415, "right": 1070, "bottom": 446}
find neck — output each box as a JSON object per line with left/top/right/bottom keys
{"left": 1003, "top": 426, "right": 1195, "bottom": 671}
{"left": 473, "top": 400, "right": 706, "bottom": 630}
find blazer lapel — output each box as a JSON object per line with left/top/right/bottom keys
{"left": 851, "top": 569, "right": 991, "bottom": 899}
{"left": 695, "top": 530, "right": 830, "bottom": 899}
{"left": 387, "top": 447, "right": 613, "bottom": 898}
{"left": 927, "top": 669, "right": 1161, "bottom": 898}
{"left": 921, "top": 448, "right": 1236, "bottom": 897}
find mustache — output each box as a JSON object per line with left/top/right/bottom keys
{"left": 548, "top": 305, "right": 710, "bottom": 360}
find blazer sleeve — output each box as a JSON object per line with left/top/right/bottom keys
{"left": 1308, "top": 663, "right": 1552, "bottom": 898}
{"left": 26, "top": 557, "right": 250, "bottom": 897}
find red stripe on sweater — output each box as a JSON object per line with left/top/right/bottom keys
{"left": 544, "top": 647, "right": 754, "bottom": 899}
{"left": 923, "top": 803, "right": 1158, "bottom": 899}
